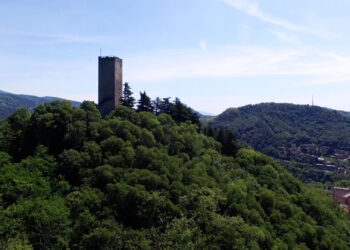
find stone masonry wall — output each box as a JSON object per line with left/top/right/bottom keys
{"left": 98, "top": 56, "right": 123, "bottom": 116}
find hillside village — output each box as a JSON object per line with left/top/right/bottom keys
{"left": 280, "top": 143, "right": 350, "bottom": 174}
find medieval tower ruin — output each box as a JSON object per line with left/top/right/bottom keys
{"left": 98, "top": 56, "right": 123, "bottom": 116}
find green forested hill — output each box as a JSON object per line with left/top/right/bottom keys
{"left": 0, "top": 90, "right": 80, "bottom": 120}
{"left": 210, "top": 103, "right": 350, "bottom": 155}
{"left": 208, "top": 103, "right": 350, "bottom": 183}
{"left": 0, "top": 101, "right": 349, "bottom": 249}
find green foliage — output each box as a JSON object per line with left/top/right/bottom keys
{"left": 170, "top": 98, "right": 200, "bottom": 125}
{"left": 210, "top": 103, "right": 350, "bottom": 156}
{"left": 202, "top": 126, "right": 239, "bottom": 156}
{"left": 120, "top": 82, "right": 135, "bottom": 108}
{"left": 0, "top": 101, "right": 350, "bottom": 249}
{"left": 0, "top": 151, "right": 11, "bottom": 167}
{"left": 137, "top": 91, "right": 153, "bottom": 113}
{"left": 121, "top": 83, "right": 199, "bottom": 125}
{"left": 209, "top": 103, "right": 350, "bottom": 183}
{"left": 0, "top": 90, "right": 80, "bottom": 120}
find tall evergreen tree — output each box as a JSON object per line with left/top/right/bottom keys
{"left": 120, "top": 82, "right": 135, "bottom": 108}
{"left": 158, "top": 97, "right": 172, "bottom": 114}
{"left": 171, "top": 98, "right": 199, "bottom": 125}
{"left": 153, "top": 97, "right": 161, "bottom": 115}
{"left": 137, "top": 91, "right": 153, "bottom": 112}
{"left": 221, "top": 130, "right": 238, "bottom": 156}
{"left": 171, "top": 98, "right": 187, "bottom": 123}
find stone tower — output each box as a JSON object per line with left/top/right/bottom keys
{"left": 98, "top": 56, "right": 123, "bottom": 116}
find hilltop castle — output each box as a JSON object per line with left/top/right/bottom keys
{"left": 98, "top": 56, "right": 123, "bottom": 116}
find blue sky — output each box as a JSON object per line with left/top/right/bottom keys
{"left": 1, "top": 0, "right": 350, "bottom": 114}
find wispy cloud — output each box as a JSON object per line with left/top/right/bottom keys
{"left": 220, "top": 0, "right": 306, "bottom": 31}
{"left": 269, "top": 30, "right": 300, "bottom": 44}
{"left": 124, "top": 45, "right": 350, "bottom": 86}
{"left": 2, "top": 45, "right": 350, "bottom": 113}
{"left": 0, "top": 30, "right": 106, "bottom": 44}
{"left": 199, "top": 40, "right": 208, "bottom": 51}
{"left": 219, "top": 0, "right": 332, "bottom": 38}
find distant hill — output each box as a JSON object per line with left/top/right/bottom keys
{"left": 197, "top": 110, "right": 216, "bottom": 117}
{"left": 210, "top": 103, "right": 350, "bottom": 153}
{"left": 0, "top": 90, "right": 80, "bottom": 119}
{"left": 208, "top": 103, "right": 350, "bottom": 183}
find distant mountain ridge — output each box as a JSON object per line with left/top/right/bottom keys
{"left": 0, "top": 90, "right": 81, "bottom": 119}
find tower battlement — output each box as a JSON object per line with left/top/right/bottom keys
{"left": 98, "top": 56, "right": 123, "bottom": 116}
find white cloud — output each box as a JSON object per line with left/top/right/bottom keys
{"left": 199, "top": 40, "right": 208, "bottom": 51}
{"left": 0, "top": 30, "right": 106, "bottom": 44}
{"left": 124, "top": 45, "right": 350, "bottom": 86}
{"left": 270, "top": 30, "right": 300, "bottom": 44}
{"left": 219, "top": 0, "right": 332, "bottom": 38}
{"left": 2, "top": 45, "right": 350, "bottom": 113}
{"left": 220, "top": 0, "right": 305, "bottom": 31}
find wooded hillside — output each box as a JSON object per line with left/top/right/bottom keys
{"left": 0, "top": 101, "right": 349, "bottom": 249}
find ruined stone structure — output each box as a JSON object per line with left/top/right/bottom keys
{"left": 98, "top": 56, "right": 123, "bottom": 116}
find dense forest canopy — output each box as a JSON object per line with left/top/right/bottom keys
{"left": 0, "top": 100, "right": 349, "bottom": 249}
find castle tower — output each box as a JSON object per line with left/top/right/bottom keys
{"left": 98, "top": 56, "right": 123, "bottom": 116}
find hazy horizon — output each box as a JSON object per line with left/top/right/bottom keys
{"left": 2, "top": 87, "right": 348, "bottom": 116}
